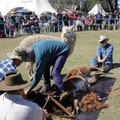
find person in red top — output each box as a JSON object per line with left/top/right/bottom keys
{"left": 84, "top": 16, "right": 91, "bottom": 30}
{"left": 73, "top": 12, "right": 77, "bottom": 21}
{"left": 9, "top": 22, "right": 15, "bottom": 37}
{"left": 68, "top": 12, "right": 74, "bottom": 26}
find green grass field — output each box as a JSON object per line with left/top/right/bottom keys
{"left": 0, "top": 30, "right": 120, "bottom": 120}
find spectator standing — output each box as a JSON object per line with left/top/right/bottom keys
{"left": 108, "top": 13, "right": 114, "bottom": 30}
{"left": 0, "top": 13, "right": 5, "bottom": 38}
{"left": 9, "top": 12, "right": 16, "bottom": 36}
{"left": 62, "top": 12, "right": 69, "bottom": 26}
{"left": 30, "top": 11, "right": 38, "bottom": 20}
{"left": 9, "top": 22, "right": 15, "bottom": 38}
{"left": 57, "top": 11, "right": 63, "bottom": 32}
{"left": 73, "top": 12, "right": 77, "bottom": 21}
{"left": 5, "top": 19, "right": 10, "bottom": 37}
{"left": 51, "top": 13, "right": 58, "bottom": 32}
{"left": 73, "top": 12, "right": 77, "bottom": 28}
{"left": 114, "top": 10, "right": 119, "bottom": 30}
{"left": 14, "top": 13, "right": 21, "bottom": 36}
{"left": 89, "top": 16, "right": 97, "bottom": 30}
{"left": 84, "top": 16, "right": 91, "bottom": 31}
{"left": 103, "top": 13, "right": 109, "bottom": 30}
{"left": 28, "top": 17, "right": 36, "bottom": 34}
{"left": 68, "top": 12, "right": 74, "bottom": 26}
{"left": 46, "top": 12, "right": 52, "bottom": 22}
{"left": 95, "top": 11, "right": 103, "bottom": 29}
{"left": 75, "top": 17, "right": 83, "bottom": 31}
{"left": 22, "top": 16, "right": 30, "bottom": 35}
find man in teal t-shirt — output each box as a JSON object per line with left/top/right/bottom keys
{"left": 25, "top": 40, "right": 69, "bottom": 95}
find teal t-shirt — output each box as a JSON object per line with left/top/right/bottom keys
{"left": 30, "top": 40, "right": 69, "bottom": 89}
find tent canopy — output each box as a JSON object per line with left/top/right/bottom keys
{"left": 0, "top": 0, "right": 57, "bottom": 16}
{"left": 14, "top": 7, "right": 31, "bottom": 13}
{"left": 88, "top": 4, "right": 107, "bottom": 16}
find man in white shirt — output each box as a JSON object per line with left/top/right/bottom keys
{"left": 0, "top": 72, "right": 49, "bottom": 120}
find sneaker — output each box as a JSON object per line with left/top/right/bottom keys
{"left": 39, "top": 86, "right": 51, "bottom": 93}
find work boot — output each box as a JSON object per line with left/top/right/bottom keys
{"left": 103, "top": 65, "right": 111, "bottom": 73}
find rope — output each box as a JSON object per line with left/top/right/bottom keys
{"left": 106, "top": 86, "right": 120, "bottom": 96}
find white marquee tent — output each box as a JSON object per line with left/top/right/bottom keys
{"left": 88, "top": 4, "right": 107, "bottom": 16}
{"left": 0, "top": 0, "right": 57, "bottom": 15}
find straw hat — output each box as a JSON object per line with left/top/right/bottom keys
{"left": 7, "top": 47, "right": 29, "bottom": 62}
{"left": 99, "top": 35, "right": 109, "bottom": 43}
{"left": 0, "top": 72, "right": 31, "bottom": 91}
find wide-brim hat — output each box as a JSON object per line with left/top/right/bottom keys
{"left": 7, "top": 47, "right": 29, "bottom": 62}
{"left": 0, "top": 72, "right": 31, "bottom": 91}
{"left": 99, "top": 35, "right": 109, "bottom": 42}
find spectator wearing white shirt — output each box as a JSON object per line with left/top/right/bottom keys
{"left": 75, "top": 17, "right": 83, "bottom": 31}
{"left": 0, "top": 72, "right": 49, "bottom": 120}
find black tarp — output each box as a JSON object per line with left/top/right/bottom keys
{"left": 74, "top": 76, "right": 116, "bottom": 120}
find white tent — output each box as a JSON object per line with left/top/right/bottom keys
{"left": 0, "top": 0, "right": 57, "bottom": 15}
{"left": 88, "top": 4, "right": 107, "bottom": 16}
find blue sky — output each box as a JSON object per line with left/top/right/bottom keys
{"left": 118, "top": 0, "right": 120, "bottom": 8}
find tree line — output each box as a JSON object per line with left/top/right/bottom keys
{"left": 48, "top": 0, "right": 119, "bottom": 13}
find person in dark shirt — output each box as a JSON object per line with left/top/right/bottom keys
{"left": 95, "top": 11, "right": 103, "bottom": 29}
{"left": 62, "top": 12, "right": 69, "bottom": 26}
{"left": 57, "top": 11, "right": 63, "bottom": 32}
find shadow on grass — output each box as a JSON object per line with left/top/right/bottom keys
{"left": 74, "top": 76, "right": 116, "bottom": 120}
{"left": 112, "top": 63, "right": 120, "bottom": 69}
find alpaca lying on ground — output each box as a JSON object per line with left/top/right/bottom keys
{"left": 26, "top": 66, "right": 106, "bottom": 117}
{"left": 19, "top": 26, "right": 76, "bottom": 78}
{"left": 64, "top": 66, "right": 91, "bottom": 82}
{"left": 61, "top": 66, "right": 106, "bottom": 113}
{"left": 63, "top": 66, "right": 102, "bottom": 84}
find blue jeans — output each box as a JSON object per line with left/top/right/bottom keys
{"left": 23, "top": 26, "right": 30, "bottom": 34}
{"left": 91, "top": 57, "right": 112, "bottom": 72}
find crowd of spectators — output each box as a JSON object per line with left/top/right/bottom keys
{"left": 0, "top": 9, "right": 120, "bottom": 38}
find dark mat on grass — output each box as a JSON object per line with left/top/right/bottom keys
{"left": 74, "top": 76, "right": 116, "bottom": 120}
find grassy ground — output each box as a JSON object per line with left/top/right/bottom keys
{"left": 0, "top": 30, "right": 120, "bottom": 120}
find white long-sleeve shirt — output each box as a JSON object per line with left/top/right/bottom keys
{"left": 75, "top": 19, "right": 83, "bottom": 26}
{"left": 0, "top": 93, "right": 43, "bottom": 120}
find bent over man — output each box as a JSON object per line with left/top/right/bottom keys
{"left": 9, "top": 40, "right": 69, "bottom": 96}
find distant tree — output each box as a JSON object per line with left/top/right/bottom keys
{"left": 106, "top": 0, "right": 118, "bottom": 12}
{"left": 48, "top": 0, "right": 80, "bottom": 10}
{"left": 48, "top": 0, "right": 119, "bottom": 13}
{"left": 79, "top": 0, "right": 100, "bottom": 13}
{"left": 79, "top": 0, "right": 119, "bottom": 13}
